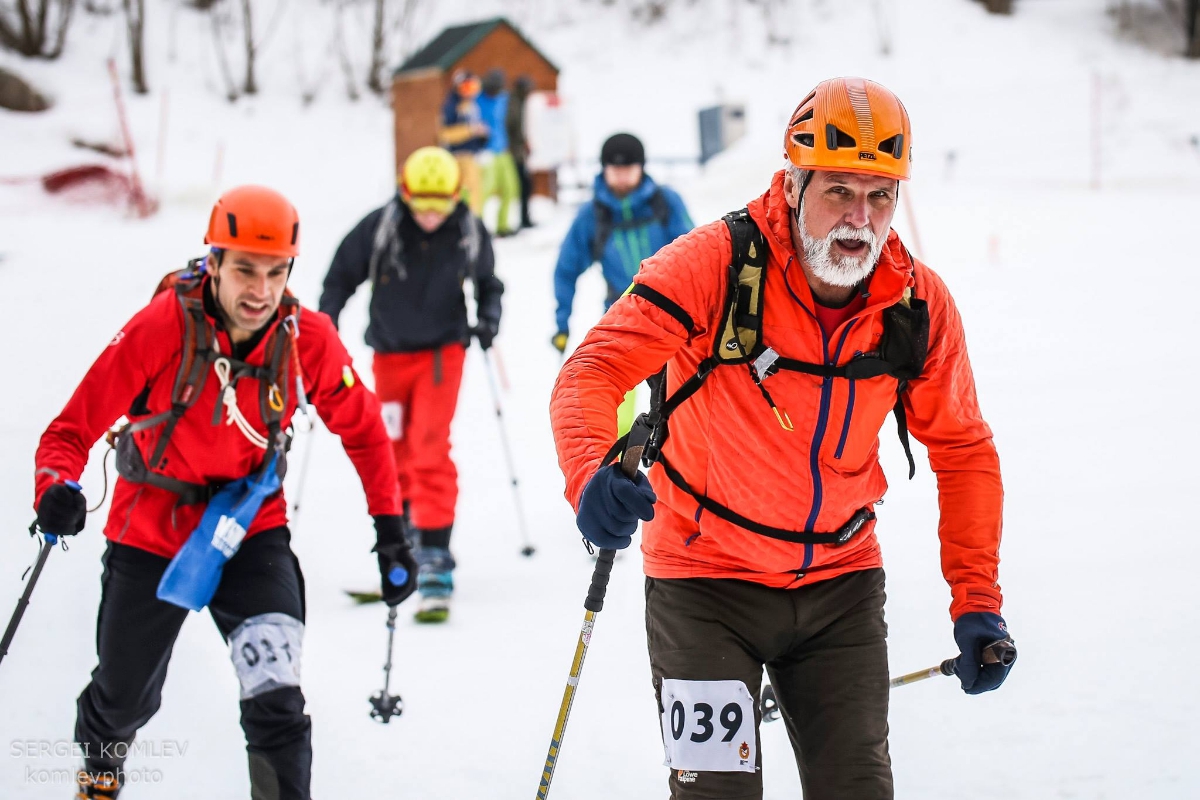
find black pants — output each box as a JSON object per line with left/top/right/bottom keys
{"left": 515, "top": 157, "right": 533, "bottom": 227}
{"left": 645, "top": 570, "right": 892, "bottom": 800}
{"left": 76, "top": 528, "right": 311, "bottom": 799}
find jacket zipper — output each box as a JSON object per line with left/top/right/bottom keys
{"left": 798, "top": 315, "right": 857, "bottom": 580}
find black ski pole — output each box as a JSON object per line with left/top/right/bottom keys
{"left": 535, "top": 429, "right": 648, "bottom": 800}
{"left": 1, "top": 480, "right": 81, "bottom": 668}
{"left": 479, "top": 348, "right": 536, "bottom": 557}
{"left": 369, "top": 603, "right": 404, "bottom": 723}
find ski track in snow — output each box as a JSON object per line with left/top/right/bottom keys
{"left": 2, "top": 1, "right": 1199, "bottom": 797}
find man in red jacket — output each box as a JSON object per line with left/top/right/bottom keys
{"left": 32, "top": 186, "right": 416, "bottom": 800}
{"left": 550, "top": 79, "right": 1014, "bottom": 799}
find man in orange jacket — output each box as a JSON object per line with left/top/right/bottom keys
{"left": 550, "top": 78, "right": 1013, "bottom": 799}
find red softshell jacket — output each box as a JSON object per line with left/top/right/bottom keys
{"left": 34, "top": 278, "right": 401, "bottom": 558}
{"left": 550, "top": 171, "right": 1004, "bottom": 620}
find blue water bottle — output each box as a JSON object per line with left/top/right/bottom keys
{"left": 157, "top": 455, "right": 282, "bottom": 611}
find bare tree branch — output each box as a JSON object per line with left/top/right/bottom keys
{"left": 333, "top": 2, "right": 359, "bottom": 100}
{"left": 367, "top": 0, "right": 386, "bottom": 94}
{"left": 210, "top": 5, "right": 239, "bottom": 101}
{"left": 122, "top": 0, "right": 146, "bottom": 92}
{"left": 241, "top": 0, "right": 256, "bottom": 94}
{"left": 0, "top": 0, "right": 74, "bottom": 58}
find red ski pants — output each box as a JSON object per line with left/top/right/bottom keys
{"left": 372, "top": 345, "right": 465, "bottom": 530}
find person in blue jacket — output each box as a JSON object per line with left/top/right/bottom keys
{"left": 553, "top": 133, "right": 693, "bottom": 346}
{"left": 552, "top": 132, "right": 693, "bottom": 433}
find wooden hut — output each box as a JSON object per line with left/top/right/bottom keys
{"left": 391, "top": 18, "right": 560, "bottom": 198}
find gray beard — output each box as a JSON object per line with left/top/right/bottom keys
{"left": 797, "top": 204, "right": 883, "bottom": 288}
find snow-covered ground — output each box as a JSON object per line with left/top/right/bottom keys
{"left": 2, "top": 1, "right": 1199, "bottom": 797}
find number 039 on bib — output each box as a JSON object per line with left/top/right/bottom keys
{"left": 659, "top": 679, "right": 757, "bottom": 773}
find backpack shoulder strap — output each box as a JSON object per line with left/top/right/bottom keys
{"left": 649, "top": 188, "right": 671, "bottom": 225}
{"left": 460, "top": 211, "right": 482, "bottom": 282}
{"left": 258, "top": 294, "right": 299, "bottom": 457}
{"left": 590, "top": 198, "right": 613, "bottom": 263}
{"left": 135, "top": 275, "right": 218, "bottom": 468}
{"left": 713, "top": 208, "right": 768, "bottom": 364}
{"left": 369, "top": 198, "right": 405, "bottom": 289}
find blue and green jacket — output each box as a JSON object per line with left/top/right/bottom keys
{"left": 553, "top": 174, "right": 693, "bottom": 334}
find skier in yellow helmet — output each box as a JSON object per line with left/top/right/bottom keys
{"left": 320, "top": 146, "right": 504, "bottom": 622}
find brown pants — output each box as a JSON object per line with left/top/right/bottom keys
{"left": 645, "top": 570, "right": 892, "bottom": 800}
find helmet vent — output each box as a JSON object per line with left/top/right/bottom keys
{"left": 825, "top": 124, "right": 857, "bottom": 151}
{"left": 878, "top": 134, "right": 904, "bottom": 158}
{"left": 794, "top": 132, "right": 815, "bottom": 148}
{"left": 226, "top": 213, "right": 238, "bottom": 238}
{"left": 796, "top": 109, "right": 814, "bottom": 123}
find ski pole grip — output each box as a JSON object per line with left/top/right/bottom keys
{"left": 581, "top": 411, "right": 646, "bottom": 614}
{"left": 584, "top": 549, "right": 616, "bottom": 613}
{"left": 940, "top": 637, "right": 1017, "bottom": 676}
{"left": 982, "top": 637, "right": 1017, "bottom": 666}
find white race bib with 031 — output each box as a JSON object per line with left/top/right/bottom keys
{"left": 660, "top": 679, "right": 756, "bottom": 773}
{"left": 229, "top": 613, "right": 304, "bottom": 700}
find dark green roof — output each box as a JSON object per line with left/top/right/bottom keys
{"left": 394, "top": 17, "right": 558, "bottom": 76}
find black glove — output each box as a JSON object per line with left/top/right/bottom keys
{"left": 472, "top": 319, "right": 500, "bottom": 351}
{"left": 35, "top": 482, "right": 87, "bottom": 537}
{"left": 372, "top": 515, "right": 418, "bottom": 606}
{"left": 576, "top": 464, "right": 657, "bottom": 550}
{"left": 952, "top": 612, "right": 1016, "bottom": 694}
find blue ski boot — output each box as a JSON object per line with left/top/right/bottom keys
{"left": 414, "top": 532, "right": 455, "bottom": 623}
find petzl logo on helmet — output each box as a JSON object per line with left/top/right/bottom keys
{"left": 859, "top": 151, "right": 877, "bottom": 161}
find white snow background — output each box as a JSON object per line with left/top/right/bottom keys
{"left": 2, "top": 0, "right": 1198, "bottom": 797}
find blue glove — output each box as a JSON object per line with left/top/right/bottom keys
{"left": 576, "top": 464, "right": 657, "bottom": 550}
{"left": 952, "top": 612, "right": 1015, "bottom": 694}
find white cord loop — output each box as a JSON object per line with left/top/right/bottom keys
{"left": 214, "top": 357, "right": 269, "bottom": 449}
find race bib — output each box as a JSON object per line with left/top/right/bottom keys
{"left": 381, "top": 401, "right": 403, "bottom": 441}
{"left": 660, "top": 679, "right": 756, "bottom": 773}
{"left": 229, "top": 613, "right": 304, "bottom": 699}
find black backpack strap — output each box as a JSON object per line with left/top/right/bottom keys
{"left": 628, "top": 283, "right": 694, "bottom": 335}
{"left": 590, "top": 199, "right": 612, "bottom": 263}
{"left": 648, "top": 187, "right": 670, "bottom": 226}
{"left": 144, "top": 286, "right": 217, "bottom": 468}
{"left": 460, "top": 211, "right": 482, "bottom": 282}
{"left": 369, "top": 198, "right": 405, "bottom": 288}
{"left": 658, "top": 453, "right": 873, "bottom": 546}
{"left": 893, "top": 383, "right": 916, "bottom": 480}
{"left": 714, "top": 209, "right": 767, "bottom": 365}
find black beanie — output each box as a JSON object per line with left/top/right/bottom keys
{"left": 600, "top": 133, "right": 645, "bottom": 167}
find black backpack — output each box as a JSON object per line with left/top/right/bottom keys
{"left": 607, "top": 208, "right": 929, "bottom": 546}
{"left": 590, "top": 188, "right": 672, "bottom": 263}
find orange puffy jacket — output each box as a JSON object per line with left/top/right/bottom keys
{"left": 550, "top": 170, "right": 1003, "bottom": 621}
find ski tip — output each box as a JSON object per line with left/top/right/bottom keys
{"left": 344, "top": 590, "right": 385, "bottom": 605}
{"left": 414, "top": 609, "right": 450, "bottom": 624}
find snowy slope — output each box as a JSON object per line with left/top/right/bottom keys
{"left": 2, "top": 1, "right": 1199, "bottom": 797}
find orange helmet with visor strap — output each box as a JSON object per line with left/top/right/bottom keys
{"left": 784, "top": 77, "right": 912, "bottom": 181}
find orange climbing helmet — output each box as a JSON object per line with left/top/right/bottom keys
{"left": 204, "top": 185, "right": 300, "bottom": 258}
{"left": 784, "top": 77, "right": 912, "bottom": 181}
